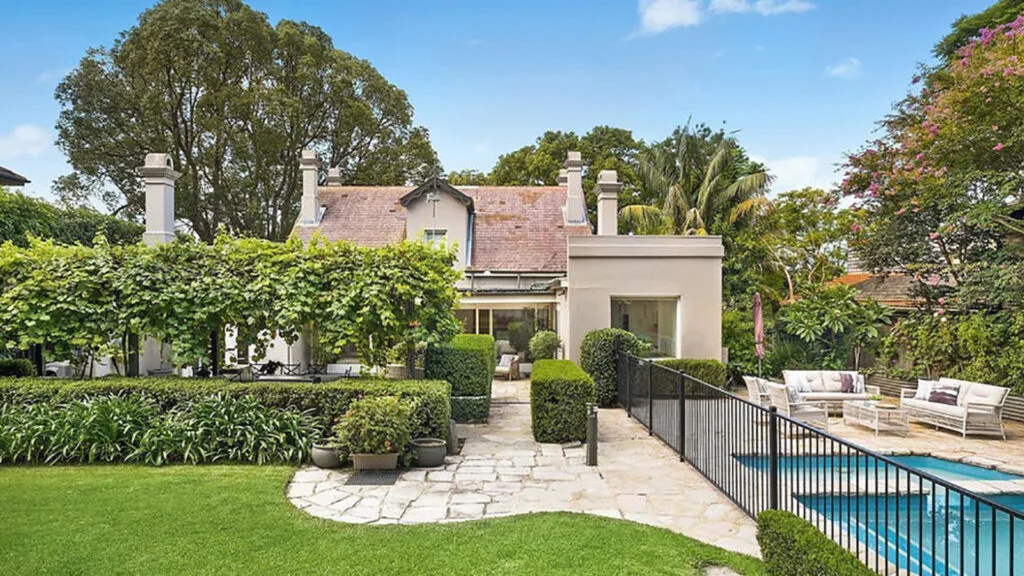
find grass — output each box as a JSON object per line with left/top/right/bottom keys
{"left": 0, "top": 465, "right": 764, "bottom": 575}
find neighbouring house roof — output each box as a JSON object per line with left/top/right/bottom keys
{"left": 831, "top": 272, "right": 923, "bottom": 310}
{"left": 0, "top": 166, "right": 29, "bottom": 187}
{"left": 292, "top": 185, "right": 592, "bottom": 273}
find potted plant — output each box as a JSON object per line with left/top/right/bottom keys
{"left": 334, "top": 396, "right": 413, "bottom": 470}
{"left": 311, "top": 442, "right": 342, "bottom": 469}
{"left": 411, "top": 437, "right": 447, "bottom": 467}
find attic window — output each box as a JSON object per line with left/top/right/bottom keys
{"left": 424, "top": 229, "right": 447, "bottom": 244}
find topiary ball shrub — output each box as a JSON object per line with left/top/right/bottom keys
{"left": 757, "top": 510, "right": 874, "bottom": 576}
{"left": 0, "top": 359, "right": 33, "bottom": 377}
{"left": 530, "top": 359, "right": 596, "bottom": 443}
{"left": 579, "top": 328, "right": 646, "bottom": 407}
{"left": 528, "top": 330, "right": 561, "bottom": 361}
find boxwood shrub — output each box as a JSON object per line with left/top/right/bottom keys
{"left": 0, "top": 376, "right": 451, "bottom": 440}
{"left": 0, "top": 359, "right": 33, "bottom": 377}
{"left": 757, "top": 510, "right": 873, "bottom": 576}
{"left": 530, "top": 359, "right": 596, "bottom": 443}
{"left": 579, "top": 328, "right": 646, "bottom": 407}
{"left": 654, "top": 358, "right": 728, "bottom": 390}
{"left": 425, "top": 334, "right": 496, "bottom": 422}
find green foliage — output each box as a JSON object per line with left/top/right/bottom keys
{"left": 0, "top": 359, "right": 33, "bottom": 377}
{"left": 426, "top": 334, "right": 496, "bottom": 397}
{"left": 528, "top": 330, "right": 561, "bottom": 361}
{"left": 508, "top": 320, "right": 535, "bottom": 357}
{"left": 0, "top": 376, "right": 451, "bottom": 440}
{"left": 879, "top": 311, "right": 1024, "bottom": 394}
{"left": 450, "top": 396, "right": 491, "bottom": 424}
{"left": 333, "top": 396, "right": 414, "bottom": 457}
{"left": 0, "top": 187, "right": 142, "bottom": 247}
{"left": 757, "top": 510, "right": 873, "bottom": 576}
{"left": 0, "top": 394, "right": 319, "bottom": 465}
{"left": 934, "top": 0, "right": 1024, "bottom": 61}
{"left": 0, "top": 234, "right": 461, "bottom": 372}
{"left": 579, "top": 328, "right": 647, "bottom": 407}
{"left": 777, "top": 285, "right": 892, "bottom": 370}
{"left": 54, "top": 0, "right": 438, "bottom": 241}
{"left": 530, "top": 360, "right": 596, "bottom": 443}
{"left": 446, "top": 169, "right": 490, "bottom": 185}
{"left": 654, "top": 358, "right": 728, "bottom": 388}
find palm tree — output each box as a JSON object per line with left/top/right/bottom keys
{"left": 620, "top": 124, "right": 773, "bottom": 235}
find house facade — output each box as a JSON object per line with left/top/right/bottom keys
{"left": 137, "top": 149, "right": 724, "bottom": 369}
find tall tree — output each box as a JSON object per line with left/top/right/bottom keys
{"left": 934, "top": 0, "right": 1024, "bottom": 62}
{"left": 446, "top": 169, "right": 491, "bottom": 185}
{"left": 55, "top": 0, "right": 438, "bottom": 242}
{"left": 621, "top": 122, "right": 771, "bottom": 235}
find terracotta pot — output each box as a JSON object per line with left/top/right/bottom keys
{"left": 311, "top": 444, "right": 342, "bottom": 469}
{"left": 351, "top": 452, "right": 399, "bottom": 470}
{"left": 411, "top": 438, "right": 447, "bottom": 467}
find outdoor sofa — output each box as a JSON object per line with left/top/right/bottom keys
{"left": 900, "top": 377, "right": 1009, "bottom": 439}
{"left": 765, "top": 382, "right": 830, "bottom": 431}
{"left": 782, "top": 370, "right": 879, "bottom": 414}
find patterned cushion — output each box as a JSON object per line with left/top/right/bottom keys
{"left": 786, "top": 385, "right": 803, "bottom": 404}
{"left": 929, "top": 381, "right": 960, "bottom": 406}
{"left": 840, "top": 373, "right": 854, "bottom": 393}
{"left": 915, "top": 379, "right": 937, "bottom": 400}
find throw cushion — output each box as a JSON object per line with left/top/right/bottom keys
{"left": 800, "top": 376, "right": 814, "bottom": 394}
{"left": 840, "top": 373, "right": 854, "bottom": 394}
{"left": 929, "top": 381, "right": 960, "bottom": 406}
{"left": 786, "top": 385, "right": 803, "bottom": 404}
{"left": 914, "top": 379, "right": 937, "bottom": 400}
{"left": 854, "top": 374, "right": 866, "bottom": 393}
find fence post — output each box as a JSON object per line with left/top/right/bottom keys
{"left": 768, "top": 406, "right": 780, "bottom": 510}
{"left": 678, "top": 372, "right": 685, "bottom": 462}
{"left": 647, "top": 360, "right": 653, "bottom": 436}
{"left": 624, "top": 351, "right": 632, "bottom": 416}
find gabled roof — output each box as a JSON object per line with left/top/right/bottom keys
{"left": 292, "top": 184, "right": 592, "bottom": 273}
{"left": 831, "top": 272, "right": 928, "bottom": 310}
{"left": 0, "top": 166, "right": 29, "bottom": 186}
{"left": 400, "top": 176, "right": 474, "bottom": 212}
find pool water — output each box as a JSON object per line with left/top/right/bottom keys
{"left": 893, "top": 456, "right": 1023, "bottom": 482}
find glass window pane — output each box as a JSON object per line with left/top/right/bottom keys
{"left": 478, "top": 309, "right": 491, "bottom": 336}
{"left": 610, "top": 298, "right": 676, "bottom": 357}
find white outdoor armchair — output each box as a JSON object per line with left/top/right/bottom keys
{"left": 494, "top": 354, "right": 520, "bottom": 381}
{"left": 766, "top": 382, "right": 830, "bottom": 432}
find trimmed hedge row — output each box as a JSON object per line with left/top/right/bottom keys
{"left": 579, "top": 328, "right": 647, "bottom": 406}
{"left": 757, "top": 510, "right": 873, "bottom": 576}
{"left": 426, "top": 334, "right": 496, "bottom": 423}
{"left": 654, "top": 358, "right": 728, "bottom": 390}
{"left": 530, "top": 359, "right": 596, "bottom": 443}
{"left": 0, "top": 377, "right": 451, "bottom": 440}
{"left": 0, "top": 359, "right": 33, "bottom": 377}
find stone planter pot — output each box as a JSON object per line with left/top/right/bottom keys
{"left": 351, "top": 452, "right": 399, "bottom": 470}
{"left": 519, "top": 362, "right": 533, "bottom": 377}
{"left": 411, "top": 438, "right": 447, "bottom": 468}
{"left": 311, "top": 444, "right": 342, "bottom": 469}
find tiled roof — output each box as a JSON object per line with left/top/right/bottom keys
{"left": 0, "top": 165, "right": 29, "bottom": 186}
{"left": 292, "top": 185, "right": 592, "bottom": 272}
{"left": 831, "top": 273, "right": 922, "bottom": 309}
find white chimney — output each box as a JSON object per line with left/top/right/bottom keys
{"left": 564, "top": 151, "right": 587, "bottom": 224}
{"left": 326, "top": 167, "right": 343, "bottom": 185}
{"left": 299, "top": 149, "right": 321, "bottom": 225}
{"left": 557, "top": 168, "right": 568, "bottom": 186}
{"left": 595, "top": 170, "right": 620, "bottom": 236}
{"left": 138, "top": 153, "right": 179, "bottom": 246}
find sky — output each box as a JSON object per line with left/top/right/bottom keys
{"left": 0, "top": 0, "right": 994, "bottom": 205}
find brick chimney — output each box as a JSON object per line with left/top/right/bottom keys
{"left": 563, "top": 151, "right": 587, "bottom": 224}
{"left": 595, "top": 170, "right": 620, "bottom": 236}
{"left": 299, "top": 149, "right": 321, "bottom": 225}
{"left": 138, "top": 153, "right": 179, "bottom": 246}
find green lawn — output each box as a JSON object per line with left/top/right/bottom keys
{"left": 0, "top": 466, "right": 764, "bottom": 575}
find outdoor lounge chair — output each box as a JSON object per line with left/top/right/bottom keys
{"left": 742, "top": 376, "right": 772, "bottom": 407}
{"left": 766, "top": 382, "right": 830, "bottom": 432}
{"left": 494, "top": 354, "right": 519, "bottom": 380}
{"left": 900, "top": 377, "right": 1009, "bottom": 439}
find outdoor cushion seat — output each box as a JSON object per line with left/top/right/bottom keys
{"left": 900, "top": 397, "right": 966, "bottom": 419}
{"left": 900, "top": 378, "right": 1008, "bottom": 438}
{"left": 802, "top": 392, "right": 872, "bottom": 402}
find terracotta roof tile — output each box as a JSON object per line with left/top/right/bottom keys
{"left": 293, "top": 185, "right": 591, "bottom": 273}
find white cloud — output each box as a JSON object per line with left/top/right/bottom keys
{"left": 0, "top": 125, "right": 51, "bottom": 159}
{"left": 637, "top": 0, "right": 702, "bottom": 35}
{"left": 710, "top": 0, "right": 815, "bottom": 15}
{"left": 826, "top": 57, "right": 862, "bottom": 79}
{"left": 754, "top": 155, "right": 837, "bottom": 194}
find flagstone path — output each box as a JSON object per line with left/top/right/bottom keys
{"left": 286, "top": 380, "right": 759, "bottom": 557}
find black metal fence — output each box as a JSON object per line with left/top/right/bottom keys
{"left": 616, "top": 350, "right": 1023, "bottom": 576}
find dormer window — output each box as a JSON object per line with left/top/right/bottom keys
{"left": 424, "top": 229, "right": 447, "bottom": 244}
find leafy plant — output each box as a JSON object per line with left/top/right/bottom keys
{"left": 579, "top": 328, "right": 648, "bottom": 407}
{"left": 0, "top": 359, "right": 33, "bottom": 377}
{"left": 758, "top": 510, "right": 873, "bottom": 576}
{"left": 333, "top": 396, "right": 415, "bottom": 457}
{"left": 530, "top": 360, "right": 595, "bottom": 443}
{"left": 528, "top": 330, "right": 561, "bottom": 361}
{"left": 425, "top": 334, "right": 495, "bottom": 423}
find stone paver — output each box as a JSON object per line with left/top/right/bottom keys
{"left": 287, "top": 379, "right": 759, "bottom": 557}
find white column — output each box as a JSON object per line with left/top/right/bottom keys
{"left": 139, "top": 153, "right": 180, "bottom": 246}
{"left": 595, "top": 170, "right": 621, "bottom": 236}
{"left": 564, "top": 151, "right": 587, "bottom": 224}
{"left": 299, "top": 150, "right": 321, "bottom": 225}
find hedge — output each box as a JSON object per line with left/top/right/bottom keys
{"left": 426, "top": 334, "right": 496, "bottom": 423}
{"left": 655, "top": 358, "right": 728, "bottom": 388}
{"left": 757, "top": 510, "right": 873, "bottom": 576}
{"left": 530, "top": 359, "right": 596, "bottom": 443}
{"left": 0, "top": 377, "right": 451, "bottom": 440}
{"left": 579, "top": 328, "right": 646, "bottom": 407}
{"left": 0, "top": 359, "right": 33, "bottom": 377}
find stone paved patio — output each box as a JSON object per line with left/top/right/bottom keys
{"left": 287, "top": 380, "right": 759, "bottom": 557}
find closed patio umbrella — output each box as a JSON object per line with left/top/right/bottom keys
{"left": 753, "top": 292, "right": 765, "bottom": 377}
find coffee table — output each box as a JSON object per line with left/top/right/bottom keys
{"left": 843, "top": 401, "right": 910, "bottom": 436}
